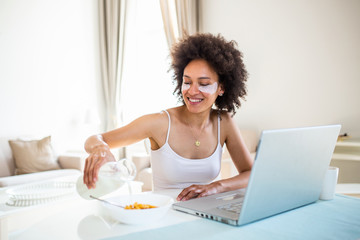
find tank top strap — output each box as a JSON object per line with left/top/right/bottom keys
{"left": 162, "top": 110, "right": 171, "bottom": 143}
{"left": 217, "top": 111, "right": 221, "bottom": 144}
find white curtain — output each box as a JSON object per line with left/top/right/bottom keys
{"left": 99, "top": 0, "right": 127, "bottom": 157}
{"left": 99, "top": 0, "right": 127, "bottom": 131}
{"left": 159, "top": 0, "right": 199, "bottom": 48}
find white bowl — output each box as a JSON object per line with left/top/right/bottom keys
{"left": 101, "top": 192, "right": 174, "bottom": 225}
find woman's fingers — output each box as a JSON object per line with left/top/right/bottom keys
{"left": 83, "top": 147, "right": 116, "bottom": 189}
{"left": 83, "top": 155, "right": 94, "bottom": 187}
{"left": 198, "top": 190, "right": 211, "bottom": 198}
{"left": 177, "top": 185, "right": 205, "bottom": 201}
{"left": 83, "top": 157, "right": 89, "bottom": 186}
{"left": 85, "top": 154, "right": 97, "bottom": 188}
{"left": 92, "top": 153, "right": 107, "bottom": 182}
{"left": 177, "top": 182, "right": 221, "bottom": 201}
{"left": 176, "top": 187, "right": 191, "bottom": 201}
{"left": 83, "top": 153, "right": 102, "bottom": 188}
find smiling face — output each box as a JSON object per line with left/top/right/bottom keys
{"left": 181, "top": 59, "right": 224, "bottom": 113}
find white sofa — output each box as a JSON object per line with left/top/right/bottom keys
{"left": 0, "top": 137, "right": 85, "bottom": 188}
{"left": 132, "top": 129, "right": 259, "bottom": 191}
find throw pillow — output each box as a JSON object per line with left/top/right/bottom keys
{"left": 9, "top": 136, "right": 60, "bottom": 175}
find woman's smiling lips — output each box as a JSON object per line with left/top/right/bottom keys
{"left": 188, "top": 97, "right": 203, "bottom": 104}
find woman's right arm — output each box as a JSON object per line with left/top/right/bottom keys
{"left": 83, "top": 112, "right": 167, "bottom": 189}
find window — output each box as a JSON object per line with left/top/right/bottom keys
{"left": 122, "top": 0, "right": 179, "bottom": 156}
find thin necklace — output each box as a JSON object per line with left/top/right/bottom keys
{"left": 185, "top": 119, "right": 206, "bottom": 147}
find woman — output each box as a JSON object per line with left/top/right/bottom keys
{"left": 83, "top": 33, "right": 253, "bottom": 201}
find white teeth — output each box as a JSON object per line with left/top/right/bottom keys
{"left": 189, "top": 98, "right": 202, "bottom": 103}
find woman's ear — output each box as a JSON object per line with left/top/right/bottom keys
{"left": 219, "top": 84, "right": 225, "bottom": 96}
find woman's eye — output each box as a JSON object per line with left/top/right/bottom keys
{"left": 200, "top": 84, "right": 209, "bottom": 87}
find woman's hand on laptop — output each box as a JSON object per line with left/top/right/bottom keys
{"left": 177, "top": 182, "right": 223, "bottom": 201}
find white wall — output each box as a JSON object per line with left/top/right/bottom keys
{"left": 0, "top": 0, "right": 102, "bottom": 152}
{"left": 200, "top": 0, "right": 360, "bottom": 137}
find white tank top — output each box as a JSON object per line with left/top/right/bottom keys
{"left": 150, "top": 110, "right": 222, "bottom": 190}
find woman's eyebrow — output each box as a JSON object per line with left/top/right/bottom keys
{"left": 183, "top": 74, "right": 211, "bottom": 80}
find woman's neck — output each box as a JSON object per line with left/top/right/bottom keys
{"left": 180, "top": 105, "right": 213, "bottom": 129}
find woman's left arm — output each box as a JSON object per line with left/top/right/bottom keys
{"left": 177, "top": 113, "right": 253, "bottom": 201}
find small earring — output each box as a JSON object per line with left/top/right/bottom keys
{"left": 219, "top": 93, "right": 223, "bottom": 96}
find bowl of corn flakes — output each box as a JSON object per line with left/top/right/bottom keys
{"left": 101, "top": 192, "right": 174, "bottom": 225}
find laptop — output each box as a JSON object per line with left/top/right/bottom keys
{"left": 172, "top": 124, "right": 341, "bottom": 226}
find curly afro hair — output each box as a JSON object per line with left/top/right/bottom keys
{"left": 170, "top": 33, "right": 248, "bottom": 115}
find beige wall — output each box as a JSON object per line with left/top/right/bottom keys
{"left": 200, "top": 0, "right": 360, "bottom": 137}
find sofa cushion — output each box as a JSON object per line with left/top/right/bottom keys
{"left": 0, "top": 137, "right": 16, "bottom": 177}
{"left": 58, "top": 153, "right": 86, "bottom": 171}
{"left": 8, "top": 136, "right": 60, "bottom": 175}
{"left": 0, "top": 169, "right": 81, "bottom": 187}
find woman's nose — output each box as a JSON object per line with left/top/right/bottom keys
{"left": 188, "top": 84, "right": 200, "bottom": 94}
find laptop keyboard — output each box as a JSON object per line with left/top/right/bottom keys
{"left": 217, "top": 202, "right": 243, "bottom": 214}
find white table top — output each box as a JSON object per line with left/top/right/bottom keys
{"left": 0, "top": 180, "right": 197, "bottom": 240}
{"left": 6, "top": 189, "right": 197, "bottom": 240}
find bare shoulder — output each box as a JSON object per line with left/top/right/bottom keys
{"left": 143, "top": 110, "right": 173, "bottom": 149}
{"left": 218, "top": 111, "right": 240, "bottom": 141}
{"left": 141, "top": 111, "right": 168, "bottom": 122}
{"left": 165, "top": 106, "right": 182, "bottom": 117}
{"left": 137, "top": 111, "right": 169, "bottom": 130}
{"left": 218, "top": 110, "right": 234, "bottom": 127}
